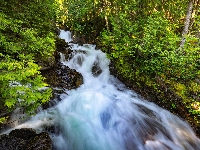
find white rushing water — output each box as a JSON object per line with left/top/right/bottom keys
{"left": 5, "top": 30, "right": 200, "bottom": 150}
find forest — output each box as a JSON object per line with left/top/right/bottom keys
{"left": 0, "top": 0, "right": 200, "bottom": 132}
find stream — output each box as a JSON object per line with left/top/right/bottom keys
{"left": 3, "top": 30, "right": 200, "bottom": 150}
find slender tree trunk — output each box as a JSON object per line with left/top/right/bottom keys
{"left": 178, "top": 0, "right": 193, "bottom": 51}
{"left": 104, "top": 0, "right": 109, "bottom": 30}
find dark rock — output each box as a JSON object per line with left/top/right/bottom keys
{"left": 9, "top": 128, "right": 36, "bottom": 140}
{"left": 41, "top": 61, "right": 83, "bottom": 92}
{"left": 37, "top": 56, "right": 56, "bottom": 71}
{"left": 25, "top": 132, "right": 52, "bottom": 150}
{"left": 55, "top": 28, "right": 60, "bottom": 36}
{"left": 0, "top": 134, "right": 26, "bottom": 150}
{"left": 55, "top": 38, "right": 69, "bottom": 55}
{"left": 0, "top": 129, "right": 52, "bottom": 150}
{"left": 41, "top": 51, "right": 83, "bottom": 92}
{"left": 72, "top": 34, "right": 87, "bottom": 45}
{"left": 41, "top": 37, "right": 83, "bottom": 93}
{"left": 45, "top": 125, "right": 60, "bottom": 135}
{"left": 92, "top": 57, "right": 102, "bottom": 76}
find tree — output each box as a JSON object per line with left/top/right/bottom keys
{"left": 0, "top": 0, "right": 57, "bottom": 117}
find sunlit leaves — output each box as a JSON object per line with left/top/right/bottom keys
{"left": 0, "top": 0, "right": 56, "bottom": 115}
{"left": 5, "top": 99, "right": 16, "bottom": 108}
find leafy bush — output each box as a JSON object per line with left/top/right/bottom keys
{"left": 0, "top": 0, "right": 57, "bottom": 115}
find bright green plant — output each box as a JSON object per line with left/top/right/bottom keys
{"left": 0, "top": 117, "right": 7, "bottom": 124}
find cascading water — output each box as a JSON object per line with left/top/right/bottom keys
{"left": 3, "top": 30, "right": 200, "bottom": 150}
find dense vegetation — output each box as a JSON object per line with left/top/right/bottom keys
{"left": 0, "top": 0, "right": 57, "bottom": 121}
{"left": 58, "top": 0, "right": 200, "bottom": 128}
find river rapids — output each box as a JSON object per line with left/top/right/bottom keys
{"left": 3, "top": 30, "right": 200, "bottom": 150}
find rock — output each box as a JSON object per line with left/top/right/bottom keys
{"left": 25, "top": 132, "right": 52, "bottom": 150}
{"left": 45, "top": 125, "right": 60, "bottom": 136}
{"left": 0, "top": 128, "right": 52, "bottom": 150}
{"left": 40, "top": 37, "right": 83, "bottom": 92}
{"left": 72, "top": 34, "right": 87, "bottom": 45}
{"left": 9, "top": 128, "right": 36, "bottom": 140}
{"left": 0, "top": 134, "right": 25, "bottom": 150}
{"left": 0, "top": 108, "right": 29, "bottom": 133}
{"left": 38, "top": 56, "right": 56, "bottom": 71}
{"left": 55, "top": 38, "right": 69, "bottom": 54}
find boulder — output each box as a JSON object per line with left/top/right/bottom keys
{"left": 9, "top": 128, "right": 36, "bottom": 140}
{"left": 37, "top": 56, "right": 56, "bottom": 71}
{"left": 0, "top": 134, "right": 25, "bottom": 150}
{"left": 0, "top": 128, "right": 52, "bottom": 150}
{"left": 24, "top": 132, "right": 52, "bottom": 150}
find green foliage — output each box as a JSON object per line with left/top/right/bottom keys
{"left": 56, "top": 0, "right": 110, "bottom": 35}
{"left": 0, "top": 0, "right": 56, "bottom": 115}
{"left": 0, "top": 117, "right": 7, "bottom": 124}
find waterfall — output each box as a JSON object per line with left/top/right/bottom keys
{"left": 4, "top": 30, "right": 200, "bottom": 150}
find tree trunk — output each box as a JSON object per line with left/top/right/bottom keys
{"left": 178, "top": 0, "right": 193, "bottom": 51}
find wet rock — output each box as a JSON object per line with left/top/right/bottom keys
{"left": 45, "top": 125, "right": 60, "bottom": 136}
{"left": 72, "top": 34, "right": 88, "bottom": 45}
{"left": 0, "top": 108, "right": 29, "bottom": 132}
{"left": 39, "top": 33, "right": 84, "bottom": 111}
{"left": 41, "top": 38, "right": 83, "bottom": 93}
{"left": 0, "top": 128, "right": 52, "bottom": 150}
{"left": 0, "top": 134, "right": 25, "bottom": 150}
{"left": 41, "top": 61, "right": 83, "bottom": 92}
{"left": 92, "top": 57, "right": 102, "bottom": 76}
{"left": 38, "top": 38, "right": 83, "bottom": 109}
{"left": 37, "top": 56, "right": 56, "bottom": 71}
{"left": 9, "top": 128, "right": 36, "bottom": 140}
{"left": 55, "top": 38, "right": 70, "bottom": 55}
{"left": 25, "top": 132, "right": 52, "bottom": 150}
